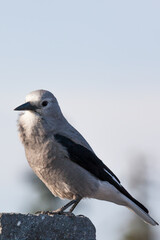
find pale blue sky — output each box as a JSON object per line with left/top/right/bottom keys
{"left": 0, "top": 1, "right": 160, "bottom": 240}
{"left": 0, "top": 0, "right": 160, "bottom": 95}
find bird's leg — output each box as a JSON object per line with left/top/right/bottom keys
{"left": 69, "top": 197, "right": 82, "bottom": 213}
{"left": 35, "top": 197, "right": 82, "bottom": 215}
{"left": 54, "top": 197, "right": 82, "bottom": 214}
{"left": 54, "top": 199, "right": 77, "bottom": 213}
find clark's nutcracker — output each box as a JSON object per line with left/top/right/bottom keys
{"left": 14, "top": 89, "right": 158, "bottom": 226}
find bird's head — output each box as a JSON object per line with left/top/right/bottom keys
{"left": 14, "top": 89, "right": 62, "bottom": 119}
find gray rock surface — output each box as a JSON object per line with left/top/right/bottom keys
{"left": 0, "top": 213, "right": 96, "bottom": 240}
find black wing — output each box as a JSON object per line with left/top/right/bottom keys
{"left": 54, "top": 134, "right": 148, "bottom": 213}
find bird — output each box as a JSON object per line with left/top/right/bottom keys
{"left": 14, "top": 89, "right": 158, "bottom": 226}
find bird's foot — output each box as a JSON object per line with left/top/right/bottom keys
{"left": 53, "top": 208, "right": 75, "bottom": 216}
{"left": 35, "top": 209, "right": 75, "bottom": 216}
{"left": 35, "top": 197, "right": 82, "bottom": 216}
{"left": 35, "top": 210, "right": 52, "bottom": 215}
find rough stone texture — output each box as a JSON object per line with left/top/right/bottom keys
{"left": 0, "top": 213, "right": 96, "bottom": 240}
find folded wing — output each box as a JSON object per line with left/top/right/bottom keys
{"left": 54, "top": 134, "right": 148, "bottom": 214}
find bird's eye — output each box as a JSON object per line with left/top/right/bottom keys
{"left": 41, "top": 101, "right": 48, "bottom": 107}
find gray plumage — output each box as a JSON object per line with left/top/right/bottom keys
{"left": 14, "top": 89, "right": 158, "bottom": 226}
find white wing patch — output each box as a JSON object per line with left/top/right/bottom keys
{"left": 104, "top": 168, "right": 121, "bottom": 185}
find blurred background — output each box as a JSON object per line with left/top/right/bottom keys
{"left": 0, "top": 1, "right": 160, "bottom": 239}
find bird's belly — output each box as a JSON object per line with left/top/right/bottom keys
{"left": 31, "top": 157, "right": 99, "bottom": 200}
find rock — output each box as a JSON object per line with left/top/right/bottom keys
{"left": 0, "top": 213, "right": 96, "bottom": 240}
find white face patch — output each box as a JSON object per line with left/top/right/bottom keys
{"left": 19, "top": 111, "right": 38, "bottom": 135}
{"left": 26, "top": 92, "right": 40, "bottom": 103}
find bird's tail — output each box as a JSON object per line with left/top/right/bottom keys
{"left": 94, "top": 181, "right": 158, "bottom": 225}
{"left": 124, "top": 195, "right": 158, "bottom": 226}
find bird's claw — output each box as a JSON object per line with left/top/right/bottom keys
{"left": 35, "top": 210, "right": 75, "bottom": 216}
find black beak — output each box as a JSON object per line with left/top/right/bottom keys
{"left": 14, "top": 102, "right": 37, "bottom": 111}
